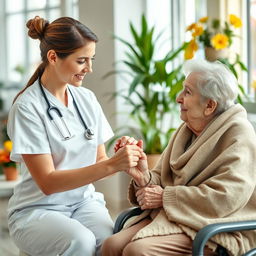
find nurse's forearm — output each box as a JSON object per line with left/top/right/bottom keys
{"left": 44, "top": 159, "right": 118, "bottom": 194}
{"left": 23, "top": 144, "right": 142, "bottom": 195}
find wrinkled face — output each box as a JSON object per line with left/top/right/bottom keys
{"left": 176, "top": 73, "right": 208, "bottom": 132}
{"left": 55, "top": 41, "right": 96, "bottom": 87}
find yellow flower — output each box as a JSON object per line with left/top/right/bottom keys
{"left": 192, "top": 25, "right": 204, "bottom": 37}
{"left": 184, "top": 47, "right": 194, "bottom": 60}
{"left": 184, "top": 39, "right": 198, "bottom": 60}
{"left": 186, "top": 23, "right": 197, "bottom": 31}
{"left": 229, "top": 14, "right": 242, "bottom": 28}
{"left": 199, "top": 16, "right": 208, "bottom": 23}
{"left": 4, "top": 140, "right": 12, "bottom": 152}
{"left": 211, "top": 33, "right": 229, "bottom": 50}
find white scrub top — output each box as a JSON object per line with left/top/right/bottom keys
{"left": 7, "top": 80, "right": 114, "bottom": 216}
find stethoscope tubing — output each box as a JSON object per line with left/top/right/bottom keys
{"left": 38, "top": 78, "right": 94, "bottom": 140}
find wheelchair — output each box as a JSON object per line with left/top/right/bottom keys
{"left": 113, "top": 207, "right": 256, "bottom": 256}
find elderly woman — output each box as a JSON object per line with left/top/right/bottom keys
{"left": 101, "top": 59, "right": 256, "bottom": 256}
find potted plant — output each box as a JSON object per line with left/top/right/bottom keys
{"left": 184, "top": 14, "right": 248, "bottom": 104}
{"left": 105, "top": 15, "right": 187, "bottom": 167}
{"left": 184, "top": 14, "right": 242, "bottom": 61}
{"left": 0, "top": 140, "right": 18, "bottom": 181}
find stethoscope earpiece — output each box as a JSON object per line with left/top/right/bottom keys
{"left": 38, "top": 78, "right": 94, "bottom": 140}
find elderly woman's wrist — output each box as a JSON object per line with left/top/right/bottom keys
{"left": 133, "top": 172, "right": 152, "bottom": 188}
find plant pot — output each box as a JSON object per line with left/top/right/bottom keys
{"left": 204, "top": 47, "right": 229, "bottom": 62}
{"left": 147, "top": 154, "right": 161, "bottom": 170}
{"left": 3, "top": 166, "right": 18, "bottom": 181}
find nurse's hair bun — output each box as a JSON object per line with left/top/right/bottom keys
{"left": 26, "top": 16, "right": 49, "bottom": 40}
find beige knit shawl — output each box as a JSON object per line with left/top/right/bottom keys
{"left": 128, "top": 104, "right": 256, "bottom": 256}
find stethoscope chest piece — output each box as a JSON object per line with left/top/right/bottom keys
{"left": 85, "top": 128, "right": 94, "bottom": 140}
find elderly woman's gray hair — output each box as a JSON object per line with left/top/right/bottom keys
{"left": 183, "top": 59, "right": 239, "bottom": 113}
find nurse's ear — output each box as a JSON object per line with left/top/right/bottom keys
{"left": 47, "top": 50, "right": 58, "bottom": 65}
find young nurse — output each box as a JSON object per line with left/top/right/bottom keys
{"left": 7, "top": 16, "right": 142, "bottom": 256}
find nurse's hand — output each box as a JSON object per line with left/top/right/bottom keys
{"left": 114, "top": 137, "right": 150, "bottom": 183}
{"left": 114, "top": 136, "right": 138, "bottom": 153}
{"left": 111, "top": 144, "right": 143, "bottom": 171}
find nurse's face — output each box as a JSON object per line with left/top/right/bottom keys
{"left": 55, "top": 41, "right": 96, "bottom": 87}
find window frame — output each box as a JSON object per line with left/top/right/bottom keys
{"left": 0, "top": 0, "right": 78, "bottom": 87}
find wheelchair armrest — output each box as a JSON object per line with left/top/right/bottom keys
{"left": 113, "top": 207, "right": 143, "bottom": 234}
{"left": 192, "top": 220, "right": 256, "bottom": 256}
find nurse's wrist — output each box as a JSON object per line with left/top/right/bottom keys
{"left": 104, "top": 158, "right": 119, "bottom": 175}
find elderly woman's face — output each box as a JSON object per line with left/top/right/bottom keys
{"left": 176, "top": 73, "right": 212, "bottom": 135}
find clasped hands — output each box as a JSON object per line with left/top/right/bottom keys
{"left": 115, "top": 136, "right": 163, "bottom": 210}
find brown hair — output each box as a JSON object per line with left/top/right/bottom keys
{"left": 13, "top": 16, "right": 98, "bottom": 102}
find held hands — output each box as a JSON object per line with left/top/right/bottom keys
{"left": 136, "top": 185, "right": 163, "bottom": 210}
{"left": 114, "top": 136, "right": 149, "bottom": 185}
{"left": 115, "top": 136, "right": 163, "bottom": 210}
{"left": 114, "top": 136, "right": 139, "bottom": 153}
{"left": 112, "top": 143, "right": 143, "bottom": 171}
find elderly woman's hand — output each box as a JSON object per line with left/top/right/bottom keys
{"left": 136, "top": 185, "right": 163, "bottom": 210}
{"left": 114, "top": 136, "right": 149, "bottom": 182}
{"left": 114, "top": 136, "right": 138, "bottom": 153}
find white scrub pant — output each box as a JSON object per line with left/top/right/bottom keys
{"left": 8, "top": 193, "right": 113, "bottom": 256}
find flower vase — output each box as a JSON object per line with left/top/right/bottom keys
{"left": 204, "top": 47, "right": 229, "bottom": 62}
{"left": 3, "top": 166, "right": 18, "bottom": 181}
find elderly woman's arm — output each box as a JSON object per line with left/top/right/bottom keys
{"left": 127, "top": 151, "right": 164, "bottom": 206}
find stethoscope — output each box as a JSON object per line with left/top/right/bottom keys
{"left": 38, "top": 78, "right": 94, "bottom": 140}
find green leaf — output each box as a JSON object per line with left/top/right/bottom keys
{"left": 114, "top": 36, "right": 141, "bottom": 61}
{"left": 123, "top": 61, "right": 144, "bottom": 73}
{"left": 154, "top": 61, "right": 167, "bottom": 80}
{"left": 129, "top": 22, "right": 140, "bottom": 46}
{"left": 165, "top": 42, "right": 188, "bottom": 62}
{"left": 169, "top": 76, "right": 184, "bottom": 100}
{"left": 212, "top": 19, "right": 220, "bottom": 29}
{"left": 128, "top": 74, "right": 146, "bottom": 95}
{"left": 237, "top": 61, "right": 248, "bottom": 71}
{"left": 141, "top": 14, "right": 148, "bottom": 39}
{"left": 102, "top": 69, "right": 130, "bottom": 80}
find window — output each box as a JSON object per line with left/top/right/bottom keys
{"left": 146, "top": 0, "right": 207, "bottom": 60}
{"left": 0, "top": 0, "right": 78, "bottom": 87}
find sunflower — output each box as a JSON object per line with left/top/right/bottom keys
{"left": 211, "top": 33, "right": 229, "bottom": 50}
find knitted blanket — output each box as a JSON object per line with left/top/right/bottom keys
{"left": 128, "top": 104, "right": 256, "bottom": 255}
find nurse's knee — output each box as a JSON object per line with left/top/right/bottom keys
{"left": 64, "top": 230, "right": 96, "bottom": 256}
{"left": 97, "top": 223, "right": 113, "bottom": 245}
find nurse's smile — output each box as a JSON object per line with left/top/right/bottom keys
{"left": 75, "top": 74, "right": 85, "bottom": 81}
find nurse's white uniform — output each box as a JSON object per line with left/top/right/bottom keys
{"left": 7, "top": 80, "right": 114, "bottom": 256}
